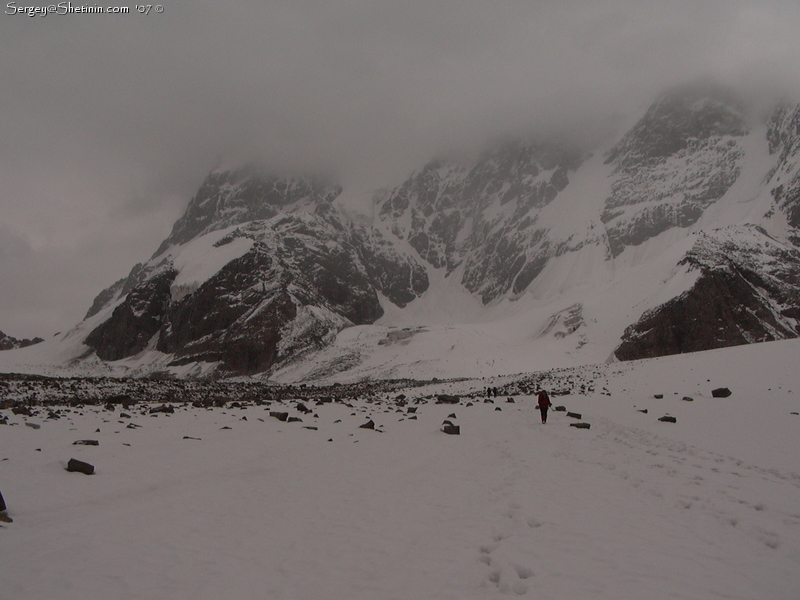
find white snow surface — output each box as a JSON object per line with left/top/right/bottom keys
{"left": 2, "top": 339, "right": 799, "bottom": 599}
{"left": 167, "top": 228, "right": 255, "bottom": 302}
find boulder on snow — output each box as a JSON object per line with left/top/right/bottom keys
{"left": 554, "top": 406, "right": 566, "bottom": 412}
{"left": 149, "top": 404, "right": 174, "bottom": 414}
{"left": 654, "top": 394, "right": 664, "bottom": 399}
{"left": 72, "top": 440, "right": 99, "bottom": 446}
{"left": 566, "top": 412, "right": 582, "bottom": 419}
{"left": 0, "top": 489, "right": 6, "bottom": 512}
{"left": 66, "top": 458, "right": 95, "bottom": 475}
{"left": 436, "top": 394, "right": 460, "bottom": 404}
{"left": 25, "top": 422, "right": 41, "bottom": 430}
{"left": 442, "top": 423, "right": 460, "bottom": 435}
{"left": 269, "top": 411, "right": 289, "bottom": 422}
{"left": 360, "top": 419, "right": 375, "bottom": 429}
{"left": 711, "top": 387, "right": 732, "bottom": 398}
{"left": 659, "top": 416, "right": 677, "bottom": 423}
{"left": 682, "top": 396, "right": 694, "bottom": 402}
{"left": 570, "top": 422, "right": 591, "bottom": 429}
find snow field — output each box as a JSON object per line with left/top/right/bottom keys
{"left": 2, "top": 341, "right": 799, "bottom": 600}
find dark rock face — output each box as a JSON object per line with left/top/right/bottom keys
{"left": 154, "top": 168, "right": 343, "bottom": 257}
{"left": 85, "top": 265, "right": 177, "bottom": 361}
{"left": 767, "top": 104, "right": 800, "bottom": 234}
{"left": 351, "top": 226, "right": 429, "bottom": 307}
{"left": 615, "top": 226, "right": 800, "bottom": 360}
{"left": 602, "top": 85, "right": 747, "bottom": 257}
{"left": 377, "top": 142, "right": 584, "bottom": 303}
{"left": 0, "top": 330, "right": 44, "bottom": 351}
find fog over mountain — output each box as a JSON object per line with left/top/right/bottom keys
{"left": 1, "top": 0, "right": 800, "bottom": 337}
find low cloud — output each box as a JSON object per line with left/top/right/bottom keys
{"left": 1, "top": 0, "right": 799, "bottom": 334}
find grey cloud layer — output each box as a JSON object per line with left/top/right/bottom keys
{"left": 1, "top": 0, "right": 799, "bottom": 335}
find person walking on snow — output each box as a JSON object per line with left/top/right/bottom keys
{"left": 537, "top": 389, "right": 551, "bottom": 424}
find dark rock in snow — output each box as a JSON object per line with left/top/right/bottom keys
{"left": 712, "top": 387, "right": 732, "bottom": 397}
{"left": 442, "top": 423, "right": 460, "bottom": 435}
{"left": 25, "top": 422, "right": 41, "bottom": 429}
{"left": 149, "top": 404, "right": 175, "bottom": 414}
{"left": 570, "top": 422, "right": 591, "bottom": 429}
{"left": 615, "top": 225, "right": 800, "bottom": 361}
{"left": 0, "top": 489, "right": 6, "bottom": 511}
{"left": 654, "top": 394, "right": 664, "bottom": 399}
{"left": 436, "top": 394, "right": 459, "bottom": 404}
{"left": 73, "top": 440, "right": 99, "bottom": 446}
{"left": 566, "top": 412, "right": 582, "bottom": 419}
{"left": 554, "top": 406, "right": 566, "bottom": 412}
{"left": 360, "top": 419, "right": 375, "bottom": 429}
{"left": 66, "top": 458, "right": 95, "bottom": 475}
{"left": 659, "top": 416, "right": 677, "bottom": 423}
{"left": 682, "top": 396, "right": 694, "bottom": 402}
{"left": 269, "top": 411, "right": 289, "bottom": 421}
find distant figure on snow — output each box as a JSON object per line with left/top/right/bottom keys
{"left": 537, "top": 389, "right": 551, "bottom": 424}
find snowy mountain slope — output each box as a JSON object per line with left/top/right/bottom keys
{"left": 81, "top": 192, "right": 429, "bottom": 375}
{"left": 1, "top": 84, "right": 799, "bottom": 380}
{"left": 2, "top": 339, "right": 799, "bottom": 599}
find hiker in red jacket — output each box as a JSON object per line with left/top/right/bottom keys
{"left": 537, "top": 389, "right": 551, "bottom": 424}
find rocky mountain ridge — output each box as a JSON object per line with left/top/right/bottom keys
{"left": 0, "top": 331, "right": 43, "bottom": 352}
{"left": 6, "top": 84, "right": 800, "bottom": 379}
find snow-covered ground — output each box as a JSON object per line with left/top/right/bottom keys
{"left": 1, "top": 339, "right": 799, "bottom": 599}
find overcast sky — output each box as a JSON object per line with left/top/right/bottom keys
{"left": 1, "top": 0, "right": 799, "bottom": 338}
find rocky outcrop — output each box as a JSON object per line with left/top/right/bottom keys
{"left": 0, "top": 330, "right": 43, "bottom": 351}
{"left": 85, "top": 264, "right": 177, "bottom": 361}
{"left": 767, "top": 104, "right": 800, "bottom": 234}
{"left": 377, "top": 141, "right": 584, "bottom": 303}
{"left": 154, "top": 168, "right": 343, "bottom": 257}
{"left": 614, "top": 226, "right": 800, "bottom": 360}
{"left": 602, "top": 84, "right": 748, "bottom": 257}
